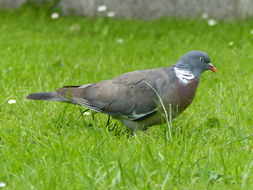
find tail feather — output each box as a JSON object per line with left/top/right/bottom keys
{"left": 26, "top": 92, "right": 65, "bottom": 102}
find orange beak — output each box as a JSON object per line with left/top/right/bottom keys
{"left": 208, "top": 63, "right": 217, "bottom": 72}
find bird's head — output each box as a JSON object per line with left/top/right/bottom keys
{"left": 175, "top": 51, "right": 217, "bottom": 80}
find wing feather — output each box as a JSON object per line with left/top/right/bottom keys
{"left": 57, "top": 67, "right": 175, "bottom": 121}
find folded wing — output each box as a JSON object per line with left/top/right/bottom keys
{"left": 57, "top": 68, "right": 174, "bottom": 121}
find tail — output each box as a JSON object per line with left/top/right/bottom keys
{"left": 26, "top": 92, "right": 66, "bottom": 102}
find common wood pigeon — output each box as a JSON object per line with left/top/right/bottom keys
{"left": 27, "top": 51, "right": 217, "bottom": 131}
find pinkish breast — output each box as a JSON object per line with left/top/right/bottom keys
{"left": 174, "top": 79, "right": 199, "bottom": 113}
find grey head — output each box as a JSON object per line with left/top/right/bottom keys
{"left": 174, "top": 51, "right": 217, "bottom": 81}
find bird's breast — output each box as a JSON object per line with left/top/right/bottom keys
{"left": 174, "top": 79, "right": 198, "bottom": 111}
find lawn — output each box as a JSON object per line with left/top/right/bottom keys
{"left": 1, "top": 6, "right": 253, "bottom": 190}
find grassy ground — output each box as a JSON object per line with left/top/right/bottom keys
{"left": 0, "top": 6, "right": 253, "bottom": 190}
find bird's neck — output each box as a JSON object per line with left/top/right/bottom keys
{"left": 173, "top": 65, "right": 200, "bottom": 84}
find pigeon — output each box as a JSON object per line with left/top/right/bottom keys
{"left": 26, "top": 51, "right": 217, "bottom": 131}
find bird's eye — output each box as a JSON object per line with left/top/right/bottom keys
{"left": 199, "top": 57, "right": 204, "bottom": 61}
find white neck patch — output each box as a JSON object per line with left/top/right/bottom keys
{"left": 174, "top": 67, "right": 195, "bottom": 84}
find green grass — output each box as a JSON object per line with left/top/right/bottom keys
{"left": 1, "top": 6, "right": 253, "bottom": 190}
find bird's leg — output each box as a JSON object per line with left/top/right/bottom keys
{"left": 105, "top": 115, "right": 111, "bottom": 128}
{"left": 75, "top": 108, "right": 90, "bottom": 121}
{"left": 108, "top": 122, "right": 117, "bottom": 132}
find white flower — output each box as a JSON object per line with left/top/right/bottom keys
{"left": 83, "top": 112, "right": 91, "bottom": 116}
{"left": 8, "top": 99, "right": 16, "bottom": 104}
{"left": 107, "top": 11, "right": 115, "bottom": 17}
{"left": 207, "top": 19, "right": 217, "bottom": 26}
{"left": 116, "top": 38, "right": 124, "bottom": 43}
{"left": 0, "top": 182, "right": 6, "bottom": 188}
{"left": 250, "top": 29, "right": 253, "bottom": 35}
{"left": 228, "top": 41, "right": 234, "bottom": 46}
{"left": 51, "top": 12, "right": 59, "bottom": 19}
{"left": 202, "top": 13, "right": 208, "bottom": 19}
{"left": 97, "top": 5, "right": 107, "bottom": 12}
